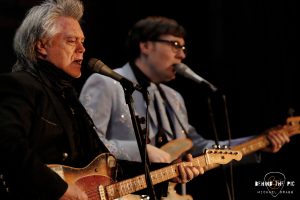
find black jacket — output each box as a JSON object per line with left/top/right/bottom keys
{"left": 0, "top": 61, "right": 108, "bottom": 199}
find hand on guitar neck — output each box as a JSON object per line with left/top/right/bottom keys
{"left": 145, "top": 143, "right": 202, "bottom": 185}
{"left": 171, "top": 154, "right": 204, "bottom": 184}
{"left": 146, "top": 144, "right": 204, "bottom": 184}
{"left": 261, "top": 125, "right": 290, "bottom": 153}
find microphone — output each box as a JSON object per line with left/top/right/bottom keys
{"left": 174, "top": 63, "right": 218, "bottom": 92}
{"left": 88, "top": 58, "right": 143, "bottom": 92}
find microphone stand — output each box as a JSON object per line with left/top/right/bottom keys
{"left": 120, "top": 80, "right": 157, "bottom": 200}
{"left": 208, "top": 90, "right": 235, "bottom": 200}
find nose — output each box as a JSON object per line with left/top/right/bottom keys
{"left": 77, "top": 42, "right": 85, "bottom": 53}
{"left": 176, "top": 49, "right": 186, "bottom": 59}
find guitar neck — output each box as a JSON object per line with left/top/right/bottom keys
{"left": 230, "top": 124, "right": 298, "bottom": 156}
{"left": 232, "top": 135, "right": 269, "bottom": 155}
{"left": 105, "top": 155, "right": 207, "bottom": 199}
{"left": 204, "top": 125, "right": 297, "bottom": 171}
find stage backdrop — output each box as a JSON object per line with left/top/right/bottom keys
{"left": 0, "top": 0, "right": 298, "bottom": 199}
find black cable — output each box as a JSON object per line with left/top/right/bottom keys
{"left": 222, "top": 166, "right": 233, "bottom": 200}
{"left": 222, "top": 94, "right": 235, "bottom": 200}
{"left": 208, "top": 93, "right": 235, "bottom": 200}
{"left": 222, "top": 95, "right": 232, "bottom": 146}
{"left": 207, "top": 96, "right": 220, "bottom": 146}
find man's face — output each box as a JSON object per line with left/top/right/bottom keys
{"left": 37, "top": 16, "right": 85, "bottom": 78}
{"left": 141, "top": 34, "right": 186, "bottom": 83}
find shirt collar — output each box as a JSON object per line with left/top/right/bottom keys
{"left": 129, "top": 61, "right": 151, "bottom": 89}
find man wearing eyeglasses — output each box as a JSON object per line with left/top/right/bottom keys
{"left": 80, "top": 16, "right": 194, "bottom": 164}
{"left": 79, "top": 17, "right": 289, "bottom": 199}
{"left": 80, "top": 16, "right": 288, "bottom": 165}
{"left": 80, "top": 16, "right": 207, "bottom": 199}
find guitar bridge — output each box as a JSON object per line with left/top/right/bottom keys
{"left": 98, "top": 185, "right": 107, "bottom": 200}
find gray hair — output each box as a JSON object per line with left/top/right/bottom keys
{"left": 13, "top": 0, "right": 84, "bottom": 67}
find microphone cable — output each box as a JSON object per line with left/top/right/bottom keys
{"left": 207, "top": 96, "right": 220, "bottom": 146}
{"left": 222, "top": 94, "right": 235, "bottom": 200}
{"left": 208, "top": 92, "right": 235, "bottom": 200}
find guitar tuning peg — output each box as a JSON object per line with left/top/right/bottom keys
{"left": 222, "top": 145, "right": 228, "bottom": 149}
{"left": 140, "top": 195, "right": 150, "bottom": 200}
{"left": 212, "top": 144, "right": 221, "bottom": 149}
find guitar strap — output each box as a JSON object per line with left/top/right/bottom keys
{"left": 153, "top": 85, "right": 176, "bottom": 148}
{"left": 156, "top": 84, "right": 188, "bottom": 135}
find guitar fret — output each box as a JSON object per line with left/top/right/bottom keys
{"left": 106, "top": 164, "right": 182, "bottom": 199}
{"left": 193, "top": 154, "right": 205, "bottom": 166}
{"left": 123, "top": 180, "right": 130, "bottom": 195}
{"left": 152, "top": 167, "right": 173, "bottom": 184}
{"left": 107, "top": 174, "right": 147, "bottom": 199}
{"left": 196, "top": 156, "right": 200, "bottom": 166}
{"left": 233, "top": 136, "right": 269, "bottom": 156}
{"left": 241, "top": 147, "right": 246, "bottom": 154}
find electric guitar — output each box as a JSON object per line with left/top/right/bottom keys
{"left": 48, "top": 149, "right": 242, "bottom": 200}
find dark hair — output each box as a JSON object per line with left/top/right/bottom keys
{"left": 126, "top": 16, "right": 186, "bottom": 61}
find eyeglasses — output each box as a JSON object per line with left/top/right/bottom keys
{"left": 152, "top": 39, "right": 187, "bottom": 55}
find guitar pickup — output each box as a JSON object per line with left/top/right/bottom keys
{"left": 107, "top": 155, "right": 116, "bottom": 168}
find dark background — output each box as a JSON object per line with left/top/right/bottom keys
{"left": 0, "top": 0, "right": 299, "bottom": 199}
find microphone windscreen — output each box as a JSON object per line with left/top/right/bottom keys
{"left": 174, "top": 63, "right": 187, "bottom": 75}
{"left": 88, "top": 58, "right": 105, "bottom": 72}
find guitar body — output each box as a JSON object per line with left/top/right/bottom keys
{"left": 160, "top": 138, "right": 193, "bottom": 162}
{"left": 48, "top": 153, "right": 117, "bottom": 199}
{"left": 48, "top": 150, "right": 241, "bottom": 200}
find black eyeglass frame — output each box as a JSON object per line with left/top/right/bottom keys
{"left": 151, "top": 39, "right": 187, "bottom": 54}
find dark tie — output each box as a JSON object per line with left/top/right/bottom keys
{"left": 153, "top": 84, "right": 176, "bottom": 147}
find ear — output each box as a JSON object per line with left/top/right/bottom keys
{"left": 139, "top": 41, "right": 152, "bottom": 55}
{"left": 36, "top": 40, "right": 48, "bottom": 57}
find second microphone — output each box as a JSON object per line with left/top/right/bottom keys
{"left": 88, "top": 58, "right": 144, "bottom": 93}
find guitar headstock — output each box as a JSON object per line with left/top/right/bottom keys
{"left": 204, "top": 149, "right": 242, "bottom": 165}
{"left": 286, "top": 116, "right": 300, "bottom": 136}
